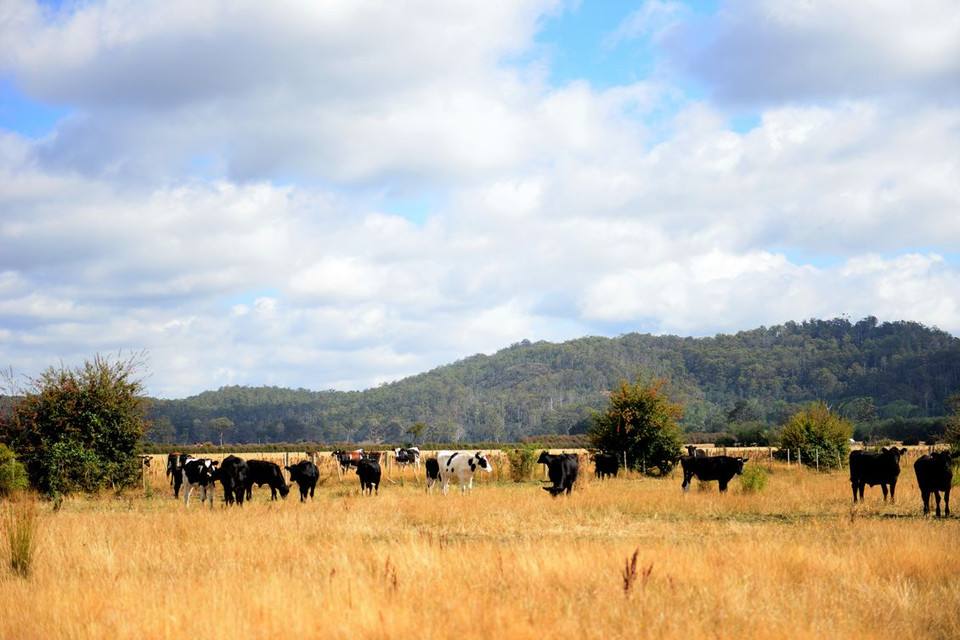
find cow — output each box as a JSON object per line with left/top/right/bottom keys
{"left": 167, "top": 452, "right": 186, "bottom": 498}
{"left": 425, "top": 457, "right": 440, "bottom": 493}
{"left": 286, "top": 460, "right": 319, "bottom": 502}
{"left": 217, "top": 455, "right": 248, "bottom": 506}
{"left": 914, "top": 451, "right": 953, "bottom": 517}
{"left": 686, "top": 445, "right": 707, "bottom": 458}
{"left": 393, "top": 447, "right": 421, "bottom": 470}
{"left": 681, "top": 455, "right": 746, "bottom": 493}
{"left": 432, "top": 451, "right": 493, "bottom": 495}
{"left": 593, "top": 452, "right": 620, "bottom": 479}
{"left": 849, "top": 447, "right": 908, "bottom": 503}
{"left": 356, "top": 458, "right": 381, "bottom": 496}
{"left": 181, "top": 457, "right": 219, "bottom": 507}
{"left": 538, "top": 452, "right": 578, "bottom": 496}
{"left": 244, "top": 460, "right": 290, "bottom": 501}
{"left": 332, "top": 449, "right": 365, "bottom": 476}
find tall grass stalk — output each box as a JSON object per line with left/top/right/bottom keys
{"left": 5, "top": 497, "right": 39, "bottom": 578}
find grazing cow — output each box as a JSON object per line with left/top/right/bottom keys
{"left": 332, "top": 449, "right": 365, "bottom": 475}
{"left": 686, "top": 445, "right": 707, "bottom": 458}
{"left": 244, "top": 460, "right": 290, "bottom": 501}
{"left": 681, "top": 455, "right": 746, "bottom": 493}
{"left": 356, "top": 458, "right": 381, "bottom": 495}
{"left": 181, "top": 457, "right": 219, "bottom": 507}
{"left": 914, "top": 451, "right": 953, "bottom": 517}
{"left": 433, "top": 451, "right": 493, "bottom": 495}
{"left": 286, "top": 460, "right": 319, "bottom": 502}
{"left": 425, "top": 457, "right": 440, "bottom": 493}
{"left": 538, "top": 452, "right": 579, "bottom": 496}
{"left": 393, "top": 447, "right": 421, "bottom": 470}
{"left": 593, "top": 452, "right": 620, "bottom": 479}
{"left": 217, "top": 455, "right": 248, "bottom": 506}
{"left": 849, "top": 447, "right": 908, "bottom": 503}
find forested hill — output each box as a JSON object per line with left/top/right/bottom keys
{"left": 145, "top": 317, "right": 960, "bottom": 445}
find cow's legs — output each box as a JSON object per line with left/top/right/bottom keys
{"left": 943, "top": 488, "right": 950, "bottom": 517}
{"left": 183, "top": 485, "right": 193, "bottom": 506}
{"left": 851, "top": 480, "right": 858, "bottom": 503}
{"left": 933, "top": 491, "right": 942, "bottom": 517}
{"left": 922, "top": 490, "right": 931, "bottom": 515}
{"left": 858, "top": 482, "right": 865, "bottom": 501}
{"left": 889, "top": 480, "right": 897, "bottom": 502}
{"left": 682, "top": 471, "right": 694, "bottom": 492}
{"left": 718, "top": 479, "right": 729, "bottom": 493}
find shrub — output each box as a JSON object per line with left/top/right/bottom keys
{"left": 0, "top": 445, "right": 29, "bottom": 496}
{"left": 739, "top": 464, "right": 768, "bottom": 493}
{"left": 505, "top": 447, "right": 538, "bottom": 482}
{"left": 779, "top": 401, "right": 852, "bottom": 470}
{"left": 589, "top": 379, "right": 684, "bottom": 475}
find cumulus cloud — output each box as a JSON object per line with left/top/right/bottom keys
{"left": 0, "top": 1, "right": 958, "bottom": 396}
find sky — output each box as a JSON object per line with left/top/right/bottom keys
{"left": 0, "top": 0, "right": 958, "bottom": 398}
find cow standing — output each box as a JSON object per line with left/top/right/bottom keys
{"left": 167, "top": 452, "right": 186, "bottom": 498}
{"left": 393, "top": 447, "right": 421, "bottom": 471}
{"left": 357, "top": 458, "right": 381, "bottom": 495}
{"left": 217, "top": 455, "right": 248, "bottom": 506}
{"left": 332, "top": 449, "right": 365, "bottom": 479}
{"left": 849, "top": 447, "right": 907, "bottom": 503}
{"left": 593, "top": 452, "right": 620, "bottom": 479}
{"left": 181, "top": 457, "right": 219, "bottom": 508}
{"left": 244, "top": 460, "right": 290, "bottom": 501}
{"left": 286, "top": 460, "right": 319, "bottom": 502}
{"left": 538, "top": 452, "right": 578, "bottom": 496}
{"left": 681, "top": 455, "right": 746, "bottom": 493}
{"left": 425, "top": 458, "right": 440, "bottom": 494}
{"left": 914, "top": 451, "right": 953, "bottom": 517}
{"left": 431, "top": 451, "right": 493, "bottom": 495}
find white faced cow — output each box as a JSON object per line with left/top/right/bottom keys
{"left": 181, "top": 457, "right": 219, "bottom": 508}
{"left": 393, "top": 446, "right": 421, "bottom": 471}
{"left": 429, "top": 451, "right": 493, "bottom": 495}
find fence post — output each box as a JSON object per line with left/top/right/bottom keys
{"left": 815, "top": 448, "right": 819, "bottom": 472}
{"left": 798, "top": 449, "right": 801, "bottom": 467}
{"left": 787, "top": 449, "right": 790, "bottom": 466}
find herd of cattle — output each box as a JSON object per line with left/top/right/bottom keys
{"left": 162, "top": 444, "right": 954, "bottom": 517}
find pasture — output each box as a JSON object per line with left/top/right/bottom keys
{"left": 1, "top": 450, "right": 957, "bottom": 639}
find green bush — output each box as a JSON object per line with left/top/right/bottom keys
{"left": 505, "top": 447, "right": 538, "bottom": 482}
{"left": 779, "top": 401, "right": 852, "bottom": 470}
{"left": 739, "top": 464, "right": 768, "bottom": 493}
{"left": 0, "top": 445, "right": 29, "bottom": 496}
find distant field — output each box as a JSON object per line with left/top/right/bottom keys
{"left": 1, "top": 451, "right": 957, "bottom": 640}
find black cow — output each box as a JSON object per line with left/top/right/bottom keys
{"left": 357, "top": 458, "right": 381, "bottom": 496}
{"left": 538, "top": 452, "right": 579, "bottom": 496}
{"left": 181, "top": 457, "right": 219, "bottom": 507}
{"left": 425, "top": 457, "right": 440, "bottom": 493}
{"left": 244, "top": 460, "right": 290, "bottom": 501}
{"left": 167, "top": 452, "right": 187, "bottom": 498}
{"left": 593, "top": 452, "right": 620, "bottom": 479}
{"left": 681, "top": 455, "right": 745, "bottom": 493}
{"left": 914, "top": 451, "right": 953, "bottom": 517}
{"left": 217, "top": 455, "right": 248, "bottom": 506}
{"left": 849, "top": 447, "right": 907, "bottom": 503}
{"left": 286, "top": 460, "right": 319, "bottom": 502}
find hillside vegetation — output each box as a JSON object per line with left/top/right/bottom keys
{"left": 143, "top": 317, "right": 960, "bottom": 445}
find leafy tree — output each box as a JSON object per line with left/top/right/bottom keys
{"left": 0, "top": 355, "right": 149, "bottom": 497}
{"left": 207, "top": 416, "right": 234, "bottom": 446}
{"left": 944, "top": 392, "right": 960, "bottom": 450}
{"left": 0, "top": 444, "right": 29, "bottom": 496}
{"left": 727, "top": 399, "right": 762, "bottom": 425}
{"left": 779, "top": 401, "right": 852, "bottom": 470}
{"left": 589, "top": 379, "right": 683, "bottom": 475}
{"left": 406, "top": 422, "right": 426, "bottom": 443}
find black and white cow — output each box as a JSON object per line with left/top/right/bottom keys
{"left": 425, "top": 457, "right": 441, "bottom": 494}
{"left": 332, "top": 449, "right": 365, "bottom": 477}
{"left": 538, "top": 452, "right": 579, "bottom": 496}
{"left": 393, "top": 447, "right": 421, "bottom": 471}
{"left": 431, "top": 451, "right": 493, "bottom": 495}
{"left": 914, "top": 451, "right": 953, "bottom": 517}
{"left": 286, "top": 460, "right": 319, "bottom": 502}
{"left": 217, "top": 455, "right": 248, "bottom": 506}
{"left": 593, "top": 452, "right": 620, "bottom": 479}
{"left": 680, "top": 455, "right": 746, "bottom": 493}
{"left": 244, "top": 460, "right": 290, "bottom": 501}
{"left": 181, "top": 457, "right": 219, "bottom": 507}
{"left": 356, "top": 458, "right": 381, "bottom": 496}
{"left": 849, "top": 447, "right": 907, "bottom": 503}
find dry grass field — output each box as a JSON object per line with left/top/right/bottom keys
{"left": 1, "top": 450, "right": 957, "bottom": 640}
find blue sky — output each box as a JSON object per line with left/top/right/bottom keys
{"left": 1, "top": 0, "right": 958, "bottom": 397}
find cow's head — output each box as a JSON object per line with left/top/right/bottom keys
{"left": 881, "top": 447, "right": 908, "bottom": 462}
{"left": 474, "top": 452, "right": 492, "bottom": 473}
{"left": 536, "top": 451, "right": 551, "bottom": 465}
{"left": 735, "top": 457, "right": 747, "bottom": 474}
{"left": 932, "top": 450, "right": 954, "bottom": 465}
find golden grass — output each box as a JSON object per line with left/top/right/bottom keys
{"left": 1, "top": 453, "right": 957, "bottom": 640}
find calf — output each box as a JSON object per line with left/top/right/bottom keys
{"left": 914, "top": 451, "right": 953, "bottom": 517}
{"left": 849, "top": 447, "right": 907, "bottom": 503}
{"left": 286, "top": 460, "right": 319, "bottom": 502}
{"left": 681, "top": 455, "right": 746, "bottom": 493}
{"left": 593, "top": 452, "right": 620, "bottom": 479}
{"left": 218, "top": 455, "right": 248, "bottom": 506}
{"left": 356, "top": 458, "right": 381, "bottom": 496}
{"left": 244, "top": 460, "right": 290, "bottom": 501}
{"left": 181, "top": 457, "right": 219, "bottom": 507}
{"left": 433, "top": 451, "right": 493, "bottom": 495}
{"left": 538, "top": 452, "right": 579, "bottom": 496}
